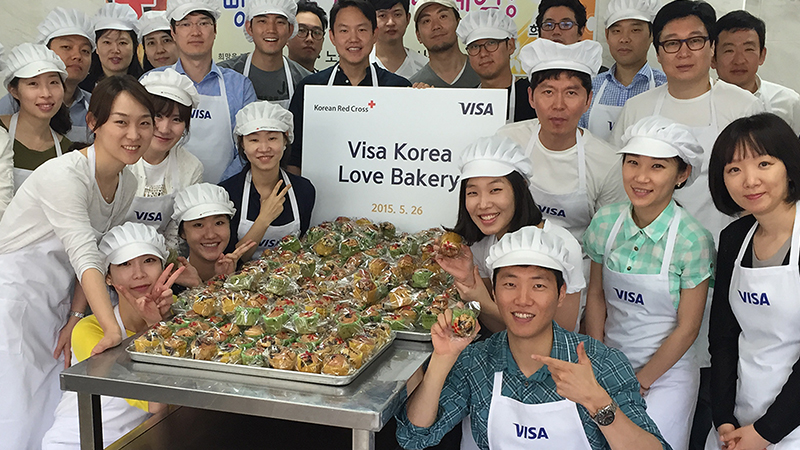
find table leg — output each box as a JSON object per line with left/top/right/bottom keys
{"left": 78, "top": 392, "right": 103, "bottom": 450}
{"left": 352, "top": 429, "right": 375, "bottom": 450}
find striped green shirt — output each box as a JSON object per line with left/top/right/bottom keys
{"left": 583, "top": 200, "right": 715, "bottom": 308}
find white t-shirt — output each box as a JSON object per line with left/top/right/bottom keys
{"left": 369, "top": 46, "right": 428, "bottom": 80}
{"left": 496, "top": 120, "right": 628, "bottom": 232}
{"left": 0, "top": 150, "right": 136, "bottom": 278}
{"left": 755, "top": 75, "right": 800, "bottom": 135}
{"left": 471, "top": 221, "right": 586, "bottom": 294}
{"left": 611, "top": 79, "right": 763, "bottom": 147}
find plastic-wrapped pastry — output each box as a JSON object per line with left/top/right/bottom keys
{"left": 384, "top": 286, "right": 413, "bottom": 310}
{"left": 192, "top": 297, "right": 216, "bottom": 317}
{"left": 292, "top": 310, "right": 321, "bottom": 334}
{"left": 339, "top": 345, "right": 363, "bottom": 369}
{"left": 262, "top": 306, "right": 290, "bottom": 334}
{"left": 347, "top": 334, "right": 376, "bottom": 357}
{"left": 438, "top": 231, "right": 463, "bottom": 258}
{"left": 267, "top": 346, "right": 296, "bottom": 370}
{"left": 217, "top": 343, "right": 242, "bottom": 364}
{"left": 233, "top": 306, "right": 261, "bottom": 326}
{"left": 242, "top": 347, "right": 265, "bottom": 366}
{"left": 297, "top": 351, "right": 323, "bottom": 373}
{"left": 134, "top": 330, "right": 161, "bottom": 353}
{"left": 322, "top": 353, "right": 352, "bottom": 376}
{"left": 339, "top": 238, "right": 362, "bottom": 259}
{"left": 279, "top": 234, "right": 302, "bottom": 252}
{"left": 313, "top": 233, "right": 339, "bottom": 257}
{"left": 411, "top": 269, "right": 434, "bottom": 288}
{"left": 335, "top": 308, "right": 363, "bottom": 339}
{"left": 161, "top": 336, "right": 188, "bottom": 357}
{"left": 380, "top": 221, "right": 396, "bottom": 240}
{"left": 451, "top": 308, "right": 477, "bottom": 337}
{"left": 191, "top": 336, "right": 217, "bottom": 360}
{"left": 244, "top": 325, "right": 265, "bottom": 338}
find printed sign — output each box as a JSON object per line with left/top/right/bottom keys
{"left": 303, "top": 86, "right": 506, "bottom": 232}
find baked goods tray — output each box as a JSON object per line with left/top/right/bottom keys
{"left": 395, "top": 329, "right": 432, "bottom": 342}
{"left": 126, "top": 333, "right": 396, "bottom": 386}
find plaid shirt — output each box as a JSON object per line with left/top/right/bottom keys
{"left": 579, "top": 63, "right": 667, "bottom": 129}
{"left": 583, "top": 200, "right": 716, "bottom": 307}
{"left": 395, "top": 326, "right": 671, "bottom": 450}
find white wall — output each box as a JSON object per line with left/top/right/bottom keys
{"left": 1, "top": 0, "right": 798, "bottom": 95}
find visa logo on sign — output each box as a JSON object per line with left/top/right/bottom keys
{"left": 134, "top": 211, "right": 163, "bottom": 222}
{"left": 514, "top": 424, "right": 549, "bottom": 439}
{"left": 539, "top": 205, "right": 566, "bottom": 217}
{"left": 459, "top": 102, "right": 494, "bottom": 115}
{"left": 614, "top": 288, "right": 644, "bottom": 305}
{"left": 738, "top": 290, "right": 771, "bottom": 306}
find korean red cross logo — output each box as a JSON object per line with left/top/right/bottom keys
{"left": 110, "top": 0, "right": 166, "bottom": 17}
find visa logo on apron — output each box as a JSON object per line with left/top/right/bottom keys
{"left": 260, "top": 238, "right": 279, "bottom": 248}
{"left": 538, "top": 205, "right": 567, "bottom": 218}
{"left": 191, "top": 109, "right": 212, "bottom": 119}
{"left": 513, "top": 424, "right": 549, "bottom": 439}
{"left": 134, "top": 211, "right": 163, "bottom": 222}
{"left": 738, "top": 290, "right": 771, "bottom": 306}
{"left": 614, "top": 288, "right": 645, "bottom": 305}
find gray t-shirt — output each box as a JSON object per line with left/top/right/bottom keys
{"left": 409, "top": 60, "right": 480, "bottom": 88}
{"left": 219, "top": 53, "right": 311, "bottom": 102}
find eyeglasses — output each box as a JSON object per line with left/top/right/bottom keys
{"left": 541, "top": 20, "right": 575, "bottom": 32}
{"left": 174, "top": 19, "right": 214, "bottom": 30}
{"left": 659, "top": 36, "right": 709, "bottom": 53}
{"left": 297, "top": 26, "right": 325, "bottom": 41}
{"left": 465, "top": 39, "right": 509, "bottom": 56}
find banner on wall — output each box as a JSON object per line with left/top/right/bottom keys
{"left": 302, "top": 86, "right": 506, "bottom": 232}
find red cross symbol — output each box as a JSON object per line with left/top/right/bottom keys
{"left": 368, "top": 100, "right": 376, "bottom": 108}
{"left": 111, "top": 0, "right": 162, "bottom": 18}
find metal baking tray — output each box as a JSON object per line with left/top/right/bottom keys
{"left": 395, "top": 329, "right": 432, "bottom": 342}
{"left": 127, "top": 333, "right": 396, "bottom": 386}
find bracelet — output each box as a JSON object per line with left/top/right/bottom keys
{"left": 69, "top": 310, "right": 86, "bottom": 319}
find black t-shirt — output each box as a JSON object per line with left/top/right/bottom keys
{"left": 219, "top": 168, "right": 316, "bottom": 254}
{"left": 511, "top": 78, "right": 537, "bottom": 122}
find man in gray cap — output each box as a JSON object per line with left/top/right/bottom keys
{"left": 408, "top": 0, "right": 480, "bottom": 88}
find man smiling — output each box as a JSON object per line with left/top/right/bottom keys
{"left": 219, "top": 0, "right": 310, "bottom": 108}
{"left": 368, "top": 0, "right": 428, "bottom": 79}
{"left": 287, "top": 0, "right": 411, "bottom": 175}
{"left": 396, "top": 226, "right": 669, "bottom": 450}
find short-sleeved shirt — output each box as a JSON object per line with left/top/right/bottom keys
{"left": 394, "top": 326, "right": 670, "bottom": 450}
{"left": 579, "top": 63, "right": 667, "bottom": 129}
{"left": 218, "top": 53, "right": 311, "bottom": 102}
{"left": 369, "top": 46, "right": 428, "bottom": 80}
{"left": 409, "top": 60, "right": 481, "bottom": 88}
{"left": 219, "top": 167, "right": 316, "bottom": 254}
{"left": 0, "top": 120, "right": 73, "bottom": 170}
{"left": 583, "top": 200, "right": 715, "bottom": 308}
{"left": 755, "top": 75, "right": 800, "bottom": 135}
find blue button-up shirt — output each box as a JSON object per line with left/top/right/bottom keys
{"left": 146, "top": 59, "right": 257, "bottom": 181}
{"left": 0, "top": 88, "right": 92, "bottom": 143}
{"left": 395, "top": 325, "right": 670, "bottom": 450}
{"left": 579, "top": 63, "right": 667, "bottom": 129}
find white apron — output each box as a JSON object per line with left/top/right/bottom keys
{"left": 485, "top": 350, "right": 593, "bottom": 449}
{"left": 237, "top": 169, "right": 301, "bottom": 259}
{"left": 525, "top": 126, "right": 593, "bottom": 244}
{"left": 124, "top": 149, "right": 181, "bottom": 234}
{"left": 41, "top": 307, "right": 150, "bottom": 450}
{"left": 327, "top": 63, "right": 379, "bottom": 86}
{"left": 243, "top": 54, "right": 295, "bottom": 110}
{"left": 9, "top": 112, "right": 63, "bottom": 192}
{"left": 0, "top": 146, "right": 113, "bottom": 449}
{"left": 587, "top": 67, "right": 655, "bottom": 142}
{"left": 181, "top": 68, "right": 235, "bottom": 184}
{"left": 705, "top": 207, "right": 800, "bottom": 450}
{"left": 602, "top": 207, "right": 699, "bottom": 450}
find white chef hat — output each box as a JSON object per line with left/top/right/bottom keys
{"left": 619, "top": 115, "right": 704, "bottom": 187}
{"left": 3, "top": 43, "right": 68, "bottom": 89}
{"left": 519, "top": 39, "right": 602, "bottom": 78}
{"left": 413, "top": 0, "right": 460, "bottom": 22}
{"left": 234, "top": 101, "right": 294, "bottom": 143}
{"left": 100, "top": 222, "right": 168, "bottom": 267}
{"left": 94, "top": 3, "right": 138, "bottom": 33}
{"left": 606, "top": 0, "right": 661, "bottom": 28}
{"left": 246, "top": 0, "right": 299, "bottom": 39}
{"left": 456, "top": 9, "right": 516, "bottom": 46}
{"left": 486, "top": 226, "right": 575, "bottom": 283}
{"left": 140, "top": 68, "right": 200, "bottom": 108}
{"left": 459, "top": 135, "right": 532, "bottom": 180}
{"left": 137, "top": 11, "right": 172, "bottom": 42}
{"left": 166, "top": 0, "right": 222, "bottom": 23}
{"left": 172, "top": 183, "right": 236, "bottom": 223}
{"left": 36, "top": 8, "right": 96, "bottom": 51}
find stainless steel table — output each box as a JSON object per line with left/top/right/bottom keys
{"left": 60, "top": 338, "right": 432, "bottom": 450}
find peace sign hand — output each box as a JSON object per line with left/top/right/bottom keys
{"left": 215, "top": 240, "right": 257, "bottom": 276}
{"left": 259, "top": 179, "right": 292, "bottom": 225}
{"left": 116, "top": 263, "right": 185, "bottom": 326}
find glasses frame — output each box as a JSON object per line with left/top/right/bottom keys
{"left": 541, "top": 20, "right": 576, "bottom": 32}
{"left": 465, "top": 38, "right": 509, "bottom": 56}
{"left": 297, "top": 26, "right": 325, "bottom": 41}
{"left": 174, "top": 18, "right": 215, "bottom": 30}
{"left": 658, "top": 36, "right": 710, "bottom": 54}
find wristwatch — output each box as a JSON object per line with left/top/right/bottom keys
{"left": 591, "top": 399, "right": 618, "bottom": 426}
{"left": 69, "top": 310, "right": 86, "bottom": 319}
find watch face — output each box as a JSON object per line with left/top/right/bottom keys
{"left": 594, "top": 403, "right": 617, "bottom": 426}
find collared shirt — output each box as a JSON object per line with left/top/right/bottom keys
{"left": 583, "top": 200, "right": 715, "bottom": 307}
{"left": 287, "top": 62, "right": 411, "bottom": 169}
{"left": 369, "top": 46, "right": 428, "bottom": 80}
{"left": 579, "top": 63, "right": 667, "bottom": 129}
{"left": 146, "top": 59, "right": 257, "bottom": 180}
{"left": 0, "top": 88, "right": 93, "bottom": 143}
{"left": 754, "top": 74, "right": 800, "bottom": 135}
{"left": 395, "top": 325, "right": 670, "bottom": 450}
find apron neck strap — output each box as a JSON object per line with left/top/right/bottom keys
{"left": 8, "top": 112, "right": 62, "bottom": 156}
